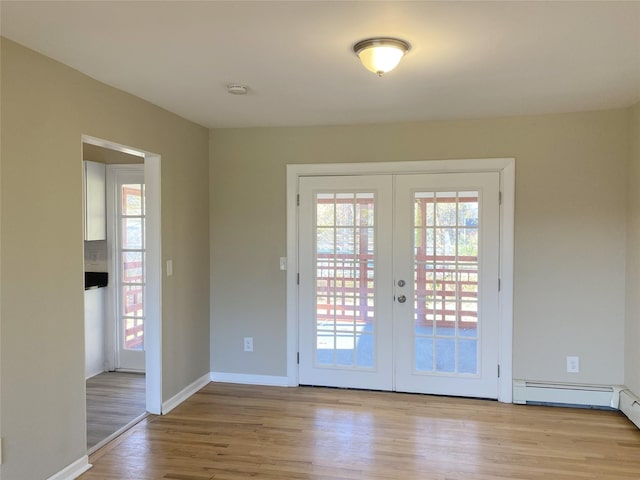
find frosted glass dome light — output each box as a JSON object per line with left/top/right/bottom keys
{"left": 353, "top": 37, "right": 411, "bottom": 76}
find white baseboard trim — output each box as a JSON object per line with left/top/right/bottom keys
{"left": 513, "top": 380, "right": 614, "bottom": 408}
{"left": 619, "top": 388, "right": 640, "bottom": 429}
{"left": 46, "top": 455, "right": 91, "bottom": 480}
{"left": 210, "top": 371, "right": 290, "bottom": 387}
{"left": 162, "top": 372, "right": 211, "bottom": 415}
{"left": 85, "top": 368, "right": 106, "bottom": 381}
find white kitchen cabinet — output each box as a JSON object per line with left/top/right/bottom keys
{"left": 84, "top": 160, "right": 106, "bottom": 240}
{"left": 85, "top": 287, "right": 106, "bottom": 378}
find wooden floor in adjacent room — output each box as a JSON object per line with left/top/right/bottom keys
{"left": 81, "top": 382, "right": 640, "bottom": 480}
{"left": 86, "top": 372, "right": 146, "bottom": 451}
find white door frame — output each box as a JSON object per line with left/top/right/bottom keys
{"left": 286, "top": 158, "right": 515, "bottom": 402}
{"left": 82, "top": 135, "right": 163, "bottom": 415}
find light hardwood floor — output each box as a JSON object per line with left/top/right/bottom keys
{"left": 86, "top": 372, "right": 146, "bottom": 450}
{"left": 82, "top": 383, "right": 640, "bottom": 479}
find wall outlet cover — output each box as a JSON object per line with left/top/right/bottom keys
{"left": 566, "top": 356, "right": 580, "bottom": 373}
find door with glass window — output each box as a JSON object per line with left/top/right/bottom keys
{"left": 298, "top": 172, "right": 500, "bottom": 398}
{"left": 114, "top": 168, "right": 146, "bottom": 371}
{"left": 299, "top": 176, "right": 394, "bottom": 390}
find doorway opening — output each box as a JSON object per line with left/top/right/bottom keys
{"left": 81, "top": 136, "right": 162, "bottom": 453}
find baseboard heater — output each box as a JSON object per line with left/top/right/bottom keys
{"left": 513, "top": 380, "right": 615, "bottom": 408}
{"left": 619, "top": 389, "right": 640, "bottom": 429}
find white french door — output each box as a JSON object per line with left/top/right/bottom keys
{"left": 108, "top": 166, "right": 146, "bottom": 372}
{"left": 393, "top": 173, "right": 499, "bottom": 397}
{"left": 299, "top": 175, "right": 394, "bottom": 390}
{"left": 298, "top": 172, "right": 500, "bottom": 398}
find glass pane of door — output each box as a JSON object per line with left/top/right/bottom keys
{"left": 315, "top": 192, "right": 375, "bottom": 369}
{"left": 112, "top": 168, "right": 146, "bottom": 372}
{"left": 120, "top": 183, "right": 145, "bottom": 352}
{"left": 413, "top": 191, "right": 479, "bottom": 374}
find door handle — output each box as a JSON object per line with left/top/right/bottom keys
{"left": 397, "top": 295, "right": 407, "bottom": 303}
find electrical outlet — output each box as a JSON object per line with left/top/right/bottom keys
{"left": 567, "top": 356, "right": 580, "bottom": 373}
{"left": 244, "top": 337, "right": 253, "bottom": 352}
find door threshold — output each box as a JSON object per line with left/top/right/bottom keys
{"left": 114, "top": 368, "right": 145, "bottom": 374}
{"left": 87, "top": 411, "right": 148, "bottom": 455}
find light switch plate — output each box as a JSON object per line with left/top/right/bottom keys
{"left": 166, "top": 260, "right": 173, "bottom": 277}
{"left": 279, "top": 257, "right": 287, "bottom": 271}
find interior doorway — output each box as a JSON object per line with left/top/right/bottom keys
{"left": 81, "top": 136, "right": 162, "bottom": 453}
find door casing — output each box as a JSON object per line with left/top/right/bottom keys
{"left": 286, "top": 158, "right": 515, "bottom": 402}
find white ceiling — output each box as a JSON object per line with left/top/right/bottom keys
{"left": 2, "top": 1, "right": 639, "bottom": 129}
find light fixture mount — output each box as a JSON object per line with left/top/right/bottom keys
{"left": 353, "top": 37, "right": 411, "bottom": 76}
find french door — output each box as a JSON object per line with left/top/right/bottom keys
{"left": 298, "top": 172, "right": 500, "bottom": 398}
{"left": 108, "top": 166, "right": 146, "bottom": 372}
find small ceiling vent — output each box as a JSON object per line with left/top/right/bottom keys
{"left": 227, "top": 84, "right": 248, "bottom": 95}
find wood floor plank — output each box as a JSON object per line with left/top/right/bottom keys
{"left": 81, "top": 383, "right": 640, "bottom": 480}
{"left": 86, "top": 372, "right": 146, "bottom": 449}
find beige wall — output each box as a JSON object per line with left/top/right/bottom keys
{"left": 210, "top": 109, "right": 629, "bottom": 386}
{"left": 626, "top": 101, "right": 640, "bottom": 396}
{"left": 0, "top": 38, "right": 210, "bottom": 479}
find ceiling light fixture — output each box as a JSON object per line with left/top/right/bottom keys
{"left": 353, "top": 37, "right": 411, "bottom": 77}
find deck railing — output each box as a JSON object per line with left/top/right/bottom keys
{"left": 123, "top": 260, "right": 144, "bottom": 349}
{"left": 315, "top": 253, "right": 478, "bottom": 328}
